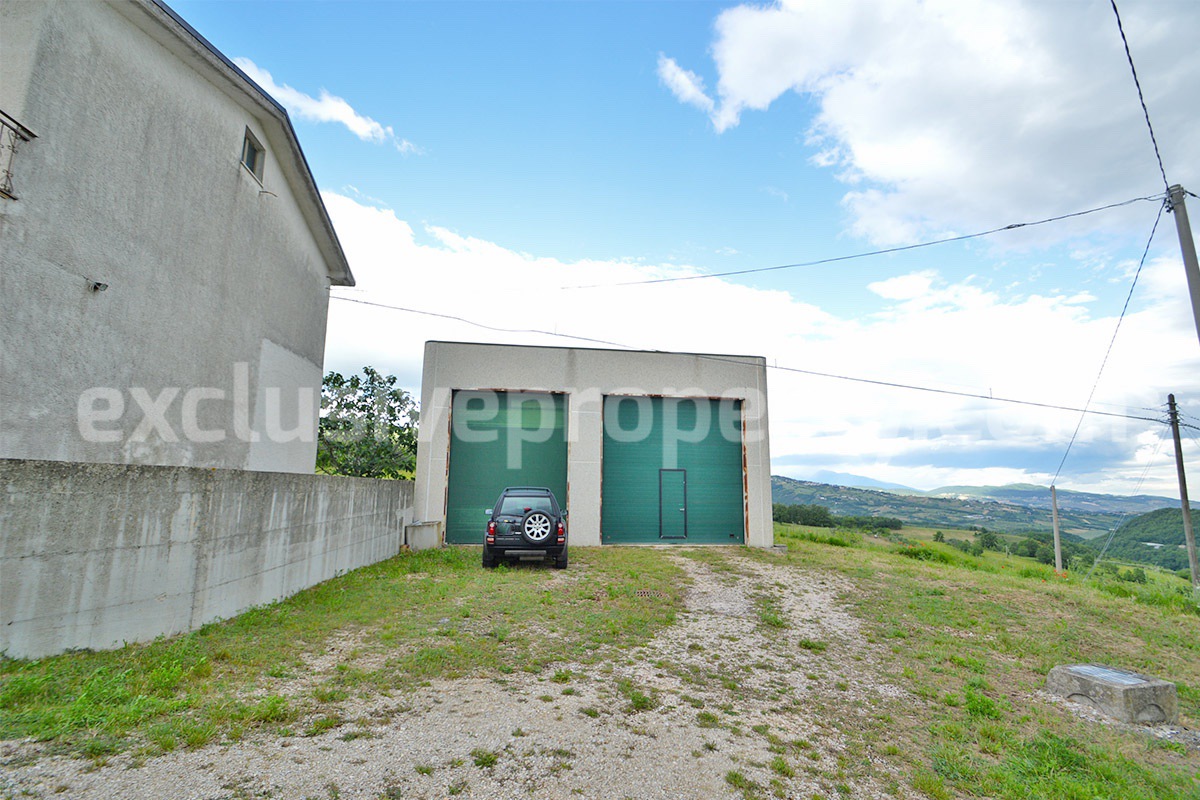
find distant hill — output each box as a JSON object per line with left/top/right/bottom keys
{"left": 806, "top": 471, "right": 918, "bottom": 492}
{"left": 922, "top": 484, "right": 1177, "bottom": 517}
{"left": 771, "top": 476, "right": 1124, "bottom": 536}
{"left": 1100, "top": 508, "right": 1193, "bottom": 571}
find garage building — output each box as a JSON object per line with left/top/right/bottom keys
{"left": 413, "top": 341, "right": 772, "bottom": 548}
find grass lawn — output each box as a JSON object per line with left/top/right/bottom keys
{"left": 770, "top": 521, "right": 1200, "bottom": 800}
{"left": 2, "top": 526, "right": 1197, "bottom": 799}
{"left": 0, "top": 546, "right": 684, "bottom": 761}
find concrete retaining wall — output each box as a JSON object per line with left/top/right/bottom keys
{"left": 0, "top": 459, "right": 414, "bottom": 659}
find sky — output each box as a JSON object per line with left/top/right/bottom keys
{"left": 172, "top": 0, "right": 1200, "bottom": 496}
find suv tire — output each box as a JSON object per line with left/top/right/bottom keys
{"left": 520, "top": 510, "right": 554, "bottom": 545}
{"left": 553, "top": 550, "right": 568, "bottom": 570}
{"left": 482, "top": 548, "right": 497, "bottom": 569}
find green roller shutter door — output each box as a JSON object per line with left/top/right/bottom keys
{"left": 445, "top": 391, "right": 567, "bottom": 544}
{"left": 601, "top": 396, "right": 745, "bottom": 544}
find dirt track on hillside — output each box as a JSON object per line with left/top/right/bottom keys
{"left": 1, "top": 551, "right": 907, "bottom": 800}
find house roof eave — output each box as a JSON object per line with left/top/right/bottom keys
{"left": 115, "top": 0, "right": 355, "bottom": 287}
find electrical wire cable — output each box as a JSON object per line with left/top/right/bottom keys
{"left": 1086, "top": 423, "right": 1169, "bottom": 580}
{"left": 329, "top": 295, "right": 1164, "bottom": 423}
{"left": 1050, "top": 200, "right": 1166, "bottom": 484}
{"left": 564, "top": 194, "right": 1165, "bottom": 289}
{"left": 331, "top": 296, "right": 633, "bottom": 350}
{"left": 1179, "top": 410, "right": 1200, "bottom": 434}
{"left": 1182, "top": 425, "right": 1200, "bottom": 451}
{"left": 689, "top": 352, "right": 1163, "bottom": 423}
{"left": 1110, "top": 0, "right": 1171, "bottom": 194}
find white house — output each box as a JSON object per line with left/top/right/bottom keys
{"left": 0, "top": 0, "right": 353, "bottom": 473}
{"left": 413, "top": 341, "right": 774, "bottom": 548}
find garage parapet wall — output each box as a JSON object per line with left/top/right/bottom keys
{"left": 413, "top": 341, "right": 772, "bottom": 548}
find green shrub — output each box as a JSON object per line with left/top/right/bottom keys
{"left": 895, "top": 545, "right": 952, "bottom": 564}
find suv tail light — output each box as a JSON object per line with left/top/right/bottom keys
{"left": 486, "top": 520, "right": 496, "bottom": 544}
{"left": 556, "top": 520, "right": 565, "bottom": 544}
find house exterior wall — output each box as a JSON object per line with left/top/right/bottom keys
{"left": 414, "top": 341, "right": 773, "bottom": 548}
{"left": 0, "top": 0, "right": 340, "bottom": 472}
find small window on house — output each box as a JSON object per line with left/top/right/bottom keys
{"left": 240, "top": 128, "right": 264, "bottom": 182}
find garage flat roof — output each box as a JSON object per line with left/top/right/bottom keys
{"left": 426, "top": 340, "right": 766, "bottom": 363}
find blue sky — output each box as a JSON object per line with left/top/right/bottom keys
{"left": 173, "top": 0, "right": 1199, "bottom": 495}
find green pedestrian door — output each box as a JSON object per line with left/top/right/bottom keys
{"left": 660, "top": 469, "right": 687, "bottom": 539}
{"left": 445, "top": 391, "right": 567, "bottom": 544}
{"left": 601, "top": 396, "right": 745, "bottom": 544}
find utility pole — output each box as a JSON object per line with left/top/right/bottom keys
{"left": 1051, "top": 485, "right": 1064, "bottom": 573}
{"left": 1167, "top": 186, "right": 1200, "bottom": 348}
{"left": 1167, "top": 394, "right": 1199, "bottom": 591}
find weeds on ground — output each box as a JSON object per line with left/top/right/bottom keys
{"left": 769, "top": 522, "right": 1200, "bottom": 800}
{"left": 0, "top": 546, "right": 684, "bottom": 759}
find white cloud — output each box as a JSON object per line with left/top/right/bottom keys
{"left": 322, "top": 192, "right": 1199, "bottom": 496}
{"left": 660, "top": 0, "right": 1200, "bottom": 244}
{"left": 656, "top": 55, "right": 715, "bottom": 114}
{"left": 235, "top": 58, "right": 422, "bottom": 154}
{"left": 394, "top": 138, "right": 422, "bottom": 156}
{"left": 867, "top": 271, "right": 936, "bottom": 301}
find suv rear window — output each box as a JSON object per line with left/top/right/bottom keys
{"left": 498, "top": 496, "right": 553, "bottom": 515}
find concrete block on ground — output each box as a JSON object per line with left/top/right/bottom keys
{"left": 1046, "top": 664, "right": 1177, "bottom": 724}
{"left": 406, "top": 521, "right": 443, "bottom": 551}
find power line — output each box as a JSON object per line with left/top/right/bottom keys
{"left": 329, "top": 295, "right": 1163, "bottom": 422}
{"left": 331, "top": 296, "right": 631, "bottom": 350}
{"left": 1182, "top": 425, "right": 1200, "bottom": 451}
{"left": 1109, "top": 0, "right": 1170, "bottom": 193}
{"left": 564, "top": 194, "right": 1165, "bottom": 289}
{"left": 1051, "top": 200, "right": 1166, "bottom": 484}
{"left": 692, "top": 352, "right": 1163, "bottom": 424}
{"left": 1086, "top": 423, "right": 1169, "bottom": 580}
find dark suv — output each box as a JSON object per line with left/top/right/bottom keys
{"left": 482, "top": 487, "right": 567, "bottom": 569}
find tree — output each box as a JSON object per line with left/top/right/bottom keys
{"left": 317, "top": 367, "right": 418, "bottom": 479}
{"left": 772, "top": 503, "right": 835, "bottom": 528}
{"left": 1014, "top": 538, "right": 1040, "bottom": 559}
{"left": 975, "top": 530, "right": 1000, "bottom": 551}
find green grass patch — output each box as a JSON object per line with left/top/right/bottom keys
{"left": 768, "top": 523, "right": 1200, "bottom": 800}
{"left": 768, "top": 755, "right": 795, "bottom": 777}
{"left": 0, "top": 546, "right": 684, "bottom": 758}
{"left": 615, "top": 677, "right": 658, "bottom": 712}
{"left": 470, "top": 748, "right": 498, "bottom": 768}
{"left": 754, "top": 591, "right": 789, "bottom": 631}
{"left": 724, "top": 769, "right": 763, "bottom": 798}
{"left": 776, "top": 524, "right": 861, "bottom": 548}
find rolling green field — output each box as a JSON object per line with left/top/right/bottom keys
{"left": 772, "top": 476, "right": 1130, "bottom": 537}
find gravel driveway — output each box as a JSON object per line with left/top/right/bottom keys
{"left": 2, "top": 550, "right": 906, "bottom": 799}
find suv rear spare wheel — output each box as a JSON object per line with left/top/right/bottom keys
{"left": 521, "top": 510, "right": 553, "bottom": 544}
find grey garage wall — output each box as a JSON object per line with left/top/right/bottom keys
{"left": 0, "top": 459, "right": 414, "bottom": 659}
{"left": 414, "top": 341, "right": 773, "bottom": 548}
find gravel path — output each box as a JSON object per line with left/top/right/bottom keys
{"left": 2, "top": 551, "right": 905, "bottom": 799}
